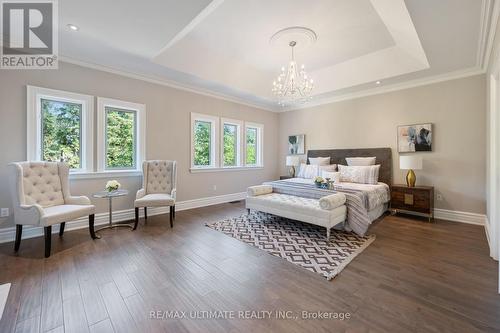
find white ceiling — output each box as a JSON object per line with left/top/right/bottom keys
{"left": 57, "top": 0, "right": 493, "bottom": 111}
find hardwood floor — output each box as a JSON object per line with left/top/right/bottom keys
{"left": 0, "top": 201, "right": 498, "bottom": 333}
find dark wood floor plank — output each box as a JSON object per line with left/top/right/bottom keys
{"left": 63, "top": 295, "right": 90, "bottom": 333}
{"left": 40, "top": 257, "right": 63, "bottom": 332}
{"left": 14, "top": 315, "right": 40, "bottom": 333}
{"left": 98, "top": 282, "right": 138, "bottom": 333}
{"left": 15, "top": 259, "right": 43, "bottom": 323}
{"left": 89, "top": 319, "right": 114, "bottom": 333}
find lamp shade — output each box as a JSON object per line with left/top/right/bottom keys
{"left": 286, "top": 155, "right": 300, "bottom": 166}
{"left": 400, "top": 155, "right": 423, "bottom": 170}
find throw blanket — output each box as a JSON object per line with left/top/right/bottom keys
{"left": 263, "top": 180, "right": 388, "bottom": 236}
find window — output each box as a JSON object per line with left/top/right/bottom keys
{"left": 191, "top": 113, "right": 219, "bottom": 169}
{"left": 27, "top": 86, "right": 93, "bottom": 172}
{"left": 97, "top": 98, "right": 145, "bottom": 172}
{"left": 105, "top": 107, "right": 136, "bottom": 169}
{"left": 245, "top": 123, "right": 263, "bottom": 167}
{"left": 222, "top": 119, "right": 242, "bottom": 167}
{"left": 190, "top": 113, "right": 262, "bottom": 171}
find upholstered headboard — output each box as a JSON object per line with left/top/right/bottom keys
{"left": 306, "top": 148, "right": 392, "bottom": 185}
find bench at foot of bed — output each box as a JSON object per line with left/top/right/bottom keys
{"left": 246, "top": 185, "right": 347, "bottom": 240}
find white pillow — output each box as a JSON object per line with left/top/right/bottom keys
{"left": 319, "top": 164, "right": 337, "bottom": 173}
{"left": 322, "top": 171, "right": 340, "bottom": 183}
{"left": 297, "top": 163, "right": 319, "bottom": 179}
{"left": 346, "top": 157, "right": 376, "bottom": 166}
{"left": 338, "top": 165, "right": 380, "bottom": 185}
{"left": 308, "top": 157, "right": 331, "bottom": 166}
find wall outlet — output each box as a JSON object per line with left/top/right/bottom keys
{"left": 436, "top": 194, "right": 443, "bottom": 201}
{"left": 0, "top": 208, "right": 9, "bottom": 217}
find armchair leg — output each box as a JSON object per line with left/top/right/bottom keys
{"left": 14, "top": 225, "right": 22, "bottom": 252}
{"left": 172, "top": 205, "right": 175, "bottom": 220}
{"left": 144, "top": 207, "right": 147, "bottom": 220}
{"left": 44, "top": 226, "right": 52, "bottom": 258}
{"left": 169, "top": 206, "right": 173, "bottom": 228}
{"left": 59, "top": 222, "right": 65, "bottom": 237}
{"left": 134, "top": 208, "right": 139, "bottom": 230}
{"left": 89, "top": 214, "right": 98, "bottom": 240}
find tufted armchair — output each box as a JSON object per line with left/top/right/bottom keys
{"left": 9, "top": 162, "right": 97, "bottom": 257}
{"left": 134, "top": 160, "right": 177, "bottom": 229}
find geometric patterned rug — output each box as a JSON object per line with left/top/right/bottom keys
{"left": 206, "top": 212, "right": 376, "bottom": 280}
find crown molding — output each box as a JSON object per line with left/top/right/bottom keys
{"left": 280, "top": 67, "right": 485, "bottom": 112}
{"left": 59, "top": 56, "right": 275, "bottom": 112}
{"left": 478, "top": 0, "right": 500, "bottom": 71}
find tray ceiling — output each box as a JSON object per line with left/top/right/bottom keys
{"left": 56, "top": 0, "right": 488, "bottom": 111}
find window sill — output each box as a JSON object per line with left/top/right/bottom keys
{"left": 70, "top": 170, "right": 142, "bottom": 180}
{"left": 190, "top": 166, "right": 264, "bottom": 173}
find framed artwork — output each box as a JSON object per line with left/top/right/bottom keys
{"left": 288, "top": 134, "right": 305, "bottom": 155}
{"left": 398, "top": 123, "right": 432, "bottom": 152}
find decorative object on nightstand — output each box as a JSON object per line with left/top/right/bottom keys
{"left": 391, "top": 185, "right": 434, "bottom": 222}
{"left": 285, "top": 155, "right": 300, "bottom": 177}
{"left": 400, "top": 155, "right": 422, "bottom": 187}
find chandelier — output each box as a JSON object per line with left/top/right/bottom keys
{"left": 272, "top": 40, "right": 314, "bottom": 106}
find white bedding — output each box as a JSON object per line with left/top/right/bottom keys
{"left": 281, "top": 178, "right": 390, "bottom": 220}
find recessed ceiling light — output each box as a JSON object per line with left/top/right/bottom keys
{"left": 375, "top": 81, "right": 381, "bottom": 85}
{"left": 67, "top": 24, "right": 79, "bottom": 31}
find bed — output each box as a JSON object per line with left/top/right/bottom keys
{"left": 264, "top": 148, "right": 392, "bottom": 236}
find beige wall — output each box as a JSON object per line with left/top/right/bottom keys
{"left": 279, "top": 75, "right": 487, "bottom": 214}
{"left": 0, "top": 62, "right": 279, "bottom": 228}
{"left": 0, "top": 62, "right": 488, "bottom": 230}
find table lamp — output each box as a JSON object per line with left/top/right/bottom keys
{"left": 286, "top": 155, "right": 300, "bottom": 178}
{"left": 400, "top": 155, "right": 423, "bottom": 187}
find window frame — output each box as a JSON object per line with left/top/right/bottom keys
{"left": 189, "top": 113, "right": 264, "bottom": 172}
{"left": 244, "top": 122, "right": 264, "bottom": 167}
{"left": 27, "top": 85, "right": 94, "bottom": 173}
{"left": 97, "top": 97, "right": 146, "bottom": 173}
{"left": 191, "top": 112, "right": 219, "bottom": 170}
{"left": 221, "top": 118, "right": 243, "bottom": 168}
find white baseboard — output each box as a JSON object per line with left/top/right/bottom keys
{"left": 0, "top": 192, "right": 246, "bottom": 244}
{"left": 433, "top": 208, "right": 486, "bottom": 225}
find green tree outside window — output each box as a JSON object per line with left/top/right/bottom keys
{"left": 246, "top": 128, "right": 257, "bottom": 165}
{"left": 223, "top": 124, "right": 237, "bottom": 166}
{"left": 194, "top": 120, "right": 211, "bottom": 166}
{"left": 105, "top": 107, "right": 136, "bottom": 168}
{"left": 41, "top": 99, "right": 82, "bottom": 169}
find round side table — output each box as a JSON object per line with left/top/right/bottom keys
{"left": 92, "top": 189, "right": 133, "bottom": 234}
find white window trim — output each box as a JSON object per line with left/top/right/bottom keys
{"left": 244, "top": 122, "right": 264, "bottom": 167}
{"left": 27, "top": 85, "right": 94, "bottom": 173}
{"left": 221, "top": 118, "right": 243, "bottom": 168}
{"left": 191, "top": 112, "right": 219, "bottom": 170}
{"left": 97, "top": 97, "right": 146, "bottom": 173}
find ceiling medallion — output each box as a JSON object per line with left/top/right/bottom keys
{"left": 271, "top": 27, "right": 317, "bottom": 106}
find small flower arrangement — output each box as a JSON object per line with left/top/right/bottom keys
{"left": 314, "top": 176, "right": 324, "bottom": 187}
{"left": 105, "top": 180, "right": 121, "bottom": 192}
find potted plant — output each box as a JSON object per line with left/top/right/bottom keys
{"left": 314, "top": 176, "right": 324, "bottom": 188}
{"left": 105, "top": 180, "right": 121, "bottom": 192}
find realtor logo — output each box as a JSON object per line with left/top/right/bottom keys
{"left": 1, "top": 0, "right": 58, "bottom": 69}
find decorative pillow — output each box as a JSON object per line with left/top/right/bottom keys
{"left": 308, "top": 157, "right": 331, "bottom": 165}
{"left": 297, "top": 163, "right": 319, "bottom": 179}
{"left": 338, "top": 165, "right": 380, "bottom": 185}
{"left": 322, "top": 171, "right": 340, "bottom": 183}
{"left": 319, "top": 164, "right": 337, "bottom": 173}
{"left": 345, "top": 157, "right": 376, "bottom": 166}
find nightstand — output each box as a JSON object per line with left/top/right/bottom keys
{"left": 390, "top": 185, "right": 434, "bottom": 222}
{"left": 279, "top": 175, "right": 293, "bottom": 180}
